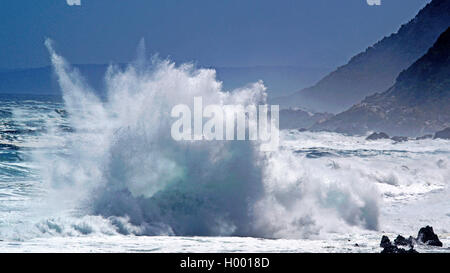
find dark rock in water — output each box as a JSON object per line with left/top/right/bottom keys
{"left": 434, "top": 127, "right": 450, "bottom": 140}
{"left": 407, "top": 248, "right": 419, "bottom": 254}
{"left": 381, "top": 244, "right": 396, "bottom": 253}
{"left": 416, "top": 134, "right": 433, "bottom": 140}
{"left": 298, "top": 128, "right": 308, "bottom": 132}
{"left": 380, "top": 226, "right": 442, "bottom": 253}
{"left": 380, "top": 235, "right": 392, "bottom": 248}
{"left": 354, "top": 243, "right": 359, "bottom": 247}
{"left": 381, "top": 245, "right": 418, "bottom": 254}
{"left": 380, "top": 235, "right": 418, "bottom": 253}
{"left": 417, "top": 226, "right": 443, "bottom": 247}
{"left": 367, "top": 132, "right": 390, "bottom": 140}
{"left": 391, "top": 136, "right": 408, "bottom": 142}
{"left": 394, "top": 235, "right": 413, "bottom": 247}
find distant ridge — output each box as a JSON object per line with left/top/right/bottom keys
{"left": 312, "top": 27, "right": 450, "bottom": 136}
{"left": 274, "top": 0, "right": 450, "bottom": 113}
{"left": 0, "top": 64, "right": 110, "bottom": 96}
{"left": 0, "top": 64, "right": 329, "bottom": 98}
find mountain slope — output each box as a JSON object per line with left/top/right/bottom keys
{"left": 274, "top": 0, "right": 450, "bottom": 113}
{"left": 312, "top": 27, "right": 450, "bottom": 136}
{"left": 279, "top": 109, "right": 333, "bottom": 130}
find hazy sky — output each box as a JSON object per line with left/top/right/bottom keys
{"left": 0, "top": 0, "right": 430, "bottom": 70}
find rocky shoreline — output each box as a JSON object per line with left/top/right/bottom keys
{"left": 379, "top": 226, "right": 443, "bottom": 253}
{"left": 365, "top": 127, "right": 450, "bottom": 142}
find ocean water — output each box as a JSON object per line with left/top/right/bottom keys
{"left": 0, "top": 41, "right": 449, "bottom": 252}
{"left": 0, "top": 97, "right": 449, "bottom": 252}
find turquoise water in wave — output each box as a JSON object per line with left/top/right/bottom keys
{"left": 0, "top": 94, "right": 449, "bottom": 252}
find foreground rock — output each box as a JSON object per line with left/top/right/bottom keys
{"left": 417, "top": 226, "right": 443, "bottom": 247}
{"left": 394, "top": 235, "right": 414, "bottom": 247}
{"left": 366, "top": 132, "right": 389, "bottom": 140}
{"left": 379, "top": 225, "right": 443, "bottom": 253}
{"left": 434, "top": 127, "right": 450, "bottom": 140}
{"left": 382, "top": 245, "right": 418, "bottom": 254}
{"left": 380, "top": 235, "right": 392, "bottom": 248}
{"left": 380, "top": 235, "right": 417, "bottom": 253}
